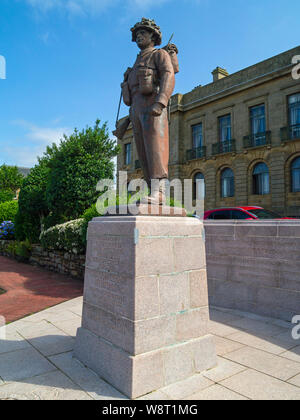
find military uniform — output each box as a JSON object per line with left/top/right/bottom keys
{"left": 122, "top": 46, "right": 175, "bottom": 184}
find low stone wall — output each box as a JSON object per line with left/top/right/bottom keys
{"left": 30, "top": 245, "right": 85, "bottom": 279}
{"left": 0, "top": 240, "right": 85, "bottom": 279}
{"left": 0, "top": 240, "right": 15, "bottom": 257}
{"left": 205, "top": 220, "right": 300, "bottom": 322}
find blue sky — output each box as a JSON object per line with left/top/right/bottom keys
{"left": 0, "top": 0, "right": 299, "bottom": 167}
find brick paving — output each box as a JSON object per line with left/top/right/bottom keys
{"left": 0, "top": 297, "right": 300, "bottom": 400}
{"left": 0, "top": 256, "right": 83, "bottom": 323}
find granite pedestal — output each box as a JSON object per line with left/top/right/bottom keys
{"left": 74, "top": 216, "right": 216, "bottom": 399}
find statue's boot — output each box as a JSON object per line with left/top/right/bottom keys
{"left": 141, "top": 179, "right": 167, "bottom": 205}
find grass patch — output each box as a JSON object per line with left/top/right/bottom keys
{"left": 0, "top": 287, "right": 6, "bottom": 295}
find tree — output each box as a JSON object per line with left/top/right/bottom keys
{"left": 14, "top": 162, "right": 50, "bottom": 242}
{"left": 0, "top": 164, "right": 24, "bottom": 192}
{"left": 44, "top": 119, "right": 119, "bottom": 222}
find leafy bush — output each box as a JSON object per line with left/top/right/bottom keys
{"left": 15, "top": 239, "right": 32, "bottom": 262}
{"left": 0, "top": 221, "right": 15, "bottom": 240}
{"left": 0, "top": 164, "right": 24, "bottom": 192}
{"left": 0, "top": 201, "right": 18, "bottom": 224}
{"left": 44, "top": 119, "right": 119, "bottom": 222}
{"left": 5, "top": 241, "right": 17, "bottom": 256}
{"left": 14, "top": 163, "right": 50, "bottom": 242}
{"left": 15, "top": 120, "right": 119, "bottom": 243}
{"left": 0, "top": 190, "right": 15, "bottom": 203}
{"left": 40, "top": 219, "right": 86, "bottom": 254}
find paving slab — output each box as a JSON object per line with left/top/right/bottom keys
{"left": 49, "top": 352, "right": 128, "bottom": 400}
{"left": 288, "top": 374, "right": 300, "bottom": 387}
{"left": 17, "top": 320, "right": 75, "bottom": 356}
{"left": 51, "top": 317, "right": 82, "bottom": 337}
{"left": 223, "top": 346, "right": 300, "bottom": 381}
{"left": 227, "top": 318, "right": 287, "bottom": 337}
{"left": 280, "top": 346, "right": 300, "bottom": 363}
{"left": 203, "top": 356, "right": 247, "bottom": 382}
{"left": 186, "top": 384, "right": 249, "bottom": 400}
{"left": 0, "top": 330, "right": 31, "bottom": 355}
{"left": 0, "top": 347, "right": 56, "bottom": 382}
{"left": 213, "top": 336, "right": 245, "bottom": 356}
{"left": 226, "top": 331, "right": 297, "bottom": 355}
{"left": 0, "top": 370, "right": 92, "bottom": 400}
{"left": 208, "top": 320, "right": 239, "bottom": 337}
{"left": 2, "top": 296, "right": 300, "bottom": 400}
{"left": 220, "top": 369, "right": 300, "bottom": 400}
{"left": 209, "top": 309, "right": 242, "bottom": 324}
{"left": 136, "top": 390, "right": 172, "bottom": 400}
{"left": 160, "top": 374, "right": 213, "bottom": 400}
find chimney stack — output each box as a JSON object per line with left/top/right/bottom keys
{"left": 212, "top": 67, "right": 229, "bottom": 82}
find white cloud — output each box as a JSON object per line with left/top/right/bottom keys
{"left": 5, "top": 120, "right": 72, "bottom": 167}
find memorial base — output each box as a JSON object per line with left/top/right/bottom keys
{"left": 74, "top": 216, "right": 216, "bottom": 399}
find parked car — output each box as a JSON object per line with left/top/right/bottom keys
{"left": 203, "top": 206, "right": 294, "bottom": 220}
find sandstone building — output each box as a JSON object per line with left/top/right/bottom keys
{"left": 117, "top": 45, "right": 300, "bottom": 216}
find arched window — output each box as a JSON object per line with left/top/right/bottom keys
{"left": 193, "top": 172, "right": 205, "bottom": 200}
{"left": 221, "top": 168, "right": 234, "bottom": 198}
{"left": 253, "top": 162, "right": 269, "bottom": 195}
{"left": 291, "top": 157, "right": 300, "bottom": 192}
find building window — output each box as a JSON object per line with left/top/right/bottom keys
{"left": 219, "top": 115, "right": 231, "bottom": 142}
{"left": 253, "top": 162, "right": 269, "bottom": 195}
{"left": 193, "top": 172, "right": 205, "bottom": 200}
{"left": 250, "top": 104, "right": 266, "bottom": 142}
{"left": 221, "top": 168, "right": 234, "bottom": 198}
{"left": 291, "top": 157, "right": 300, "bottom": 192}
{"left": 125, "top": 143, "right": 131, "bottom": 165}
{"left": 192, "top": 124, "right": 203, "bottom": 149}
{"left": 288, "top": 93, "right": 300, "bottom": 139}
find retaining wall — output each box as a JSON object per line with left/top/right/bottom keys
{"left": 205, "top": 220, "right": 300, "bottom": 321}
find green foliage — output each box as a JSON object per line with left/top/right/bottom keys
{"left": 44, "top": 119, "right": 119, "bottom": 222}
{"left": 14, "top": 163, "right": 50, "bottom": 242}
{"left": 15, "top": 120, "right": 119, "bottom": 244}
{"left": 0, "top": 164, "right": 24, "bottom": 192}
{"left": 0, "top": 201, "right": 18, "bottom": 224}
{"left": 0, "top": 190, "right": 15, "bottom": 203}
{"left": 15, "top": 239, "right": 32, "bottom": 261}
{"left": 40, "top": 219, "right": 86, "bottom": 254}
{"left": 5, "top": 241, "right": 17, "bottom": 257}
{"left": 0, "top": 239, "right": 32, "bottom": 262}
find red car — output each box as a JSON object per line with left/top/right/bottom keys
{"left": 203, "top": 206, "right": 294, "bottom": 220}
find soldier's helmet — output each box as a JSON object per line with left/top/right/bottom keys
{"left": 131, "top": 18, "right": 162, "bottom": 46}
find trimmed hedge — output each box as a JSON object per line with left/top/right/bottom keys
{"left": 40, "top": 219, "right": 86, "bottom": 254}
{"left": 0, "top": 201, "right": 18, "bottom": 224}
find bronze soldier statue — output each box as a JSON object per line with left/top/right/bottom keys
{"left": 115, "top": 18, "right": 178, "bottom": 204}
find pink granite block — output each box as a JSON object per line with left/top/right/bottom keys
{"left": 159, "top": 272, "right": 190, "bottom": 315}
{"left": 176, "top": 307, "right": 209, "bottom": 342}
{"left": 135, "top": 237, "right": 175, "bottom": 276}
{"left": 189, "top": 270, "right": 209, "bottom": 308}
{"left": 173, "top": 237, "right": 206, "bottom": 272}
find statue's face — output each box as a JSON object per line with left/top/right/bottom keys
{"left": 136, "top": 29, "right": 154, "bottom": 50}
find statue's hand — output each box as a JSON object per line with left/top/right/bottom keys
{"left": 150, "top": 102, "right": 164, "bottom": 116}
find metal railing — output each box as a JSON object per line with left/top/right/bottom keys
{"left": 243, "top": 131, "right": 271, "bottom": 148}
{"left": 212, "top": 139, "right": 236, "bottom": 155}
{"left": 186, "top": 146, "right": 206, "bottom": 161}
{"left": 280, "top": 124, "right": 300, "bottom": 142}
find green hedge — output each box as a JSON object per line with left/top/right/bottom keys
{"left": 0, "top": 190, "right": 15, "bottom": 203}
{"left": 40, "top": 219, "right": 86, "bottom": 254}
{"left": 0, "top": 201, "right": 18, "bottom": 224}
